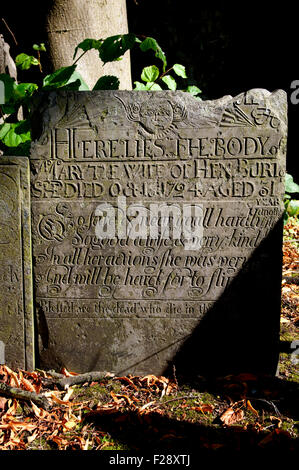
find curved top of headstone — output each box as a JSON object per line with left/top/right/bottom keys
{"left": 30, "top": 88, "right": 287, "bottom": 159}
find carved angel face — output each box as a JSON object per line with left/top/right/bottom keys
{"left": 139, "top": 100, "right": 174, "bottom": 134}
{"left": 115, "top": 94, "right": 187, "bottom": 138}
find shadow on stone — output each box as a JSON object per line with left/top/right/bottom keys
{"left": 161, "top": 217, "right": 284, "bottom": 380}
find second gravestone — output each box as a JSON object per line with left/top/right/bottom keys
{"left": 30, "top": 89, "right": 287, "bottom": 376}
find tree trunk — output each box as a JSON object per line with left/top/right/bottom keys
{"left": 46, "top": 0, "right": 132, "bottom": 90}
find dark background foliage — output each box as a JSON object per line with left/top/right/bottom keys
{"left": 127, "top": 1, "right": 297, "bottom": 177}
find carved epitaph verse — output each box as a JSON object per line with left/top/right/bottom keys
{"left": 30, "top": 89, "right": 287, "bottom": 375}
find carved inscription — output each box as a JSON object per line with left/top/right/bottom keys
{"left": 30, "top": 89, "right": 287, "bottom": 374}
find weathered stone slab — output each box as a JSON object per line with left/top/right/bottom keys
{"left": 30, "top": 89, "right": 287, "bottom": 376}
{"left": 0, "top": 157, "right": 34, "bottom": 370}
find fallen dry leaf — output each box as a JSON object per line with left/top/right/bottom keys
{"left": 61, "top": 368, "right": 78, "bottom": 377}
{"left": 247, "top": 400, "right": 259, "bottom": 417}
{"left": 115, "top": 394, "right": 135, "bottom": 406}
{"left": 270, "top": 415, "right": 282, "bottom": 428}
{"left": 0, "top": 418, "right": 37, "bottom": 432}
{"left": 4, "top": 399, "right": 18, "bottom": 417}
{"left": 110, "top": 391, "right": 122, "bottom": 404}
{"left": 190, "top": 404, "right": 214, "bottom": 414}
{"left": 0, "top": 397, "right": 7, "bottom": 411}
{"left": 4, "top": 366, "right": 20, "bottom": 388}
{"left": 220, "top": 407, "right": 244, "bottom": 425}
{"left": 137, "top": 401, "right": 156, "bottom": 414}
{"left": 114, "top": 376, "right": 138, "bottom": 391}
{"left": 63, "top": 420, "right": 77, "bottom": 430}
{"left": 63, "top": 388, "right": 74, "bottom": 402}
{"left": 27, "top": 430, "right": 39, "bottom": 444}
{"left": 21, "top": 377, "right": 37, "bottom": 393}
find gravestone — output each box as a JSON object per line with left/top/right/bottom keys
{"left": 0, "top": 157, "right": 34, "bottom": 370}
{"left": 0, "top": 340, "right": 4, "bottom": 364}
{"left": 30, "top": 89, "right": 287, "bottom": 376}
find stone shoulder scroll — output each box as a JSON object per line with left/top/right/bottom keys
{"left": 30, "top": 88, "right": 287, "bottom": 377}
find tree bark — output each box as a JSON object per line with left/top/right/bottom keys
{"left": 46, "top": 0, "right": 132, "bottom": 90}
{"left": 0, "top": 34, "right": 17, "bottom": 78}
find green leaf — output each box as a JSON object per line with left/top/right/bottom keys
{"left": 59, "top": 79, "right": 82, "bottom": 91}
{"left": 0, "top": 73, "right": 15, "bottom": 102}
{"left": 3, "top": 140, "right": 31, "bottom": 156}
{"left": 0, "top": 120, "right": 31, "bottom": 147}
{"left": 283, "top": 211, "right": 289, "bottom": 225}
{"left": 0, "top": 76, "right": 37, "bottom": 113}
{"left": 161, "top": 75, "right": 177, "bottom": 90}
{"left": 99, "top": 34, "right": 136, "bottom": 64}
{"left": 43, "top": 65, "right": 77, "bottom": 90}
{"left": 0, "top": 104, "right": 16, "bottom": 114}
{"left": 93, "top": 75, "right": 120, "bottom": 90}
{"left": 185, "top": 85, "right": 202, "bottom": 96}
{"left": 73, "top": 38, "right": 103, "bottom": 60}
{"left": 133, "top": 81, "right": 148, "bottom": 90}
{"left": 0, "top": 122, "right": 10, "bottom": 140}
{"left": 141, "top": 65, "right": 160, "bottom": 83}
{"left": 15, "top": 53, "right": 39, "bottom": 70}
{"left": 13, "top": 82, "right": 38, "bottom": 100}
{"left": 65, "top": 70, "right": 89, "bottom": 90}
{"left": 146, "top": 82, "right": 162, "bottom": 91}
{"left": 33, "top": 43, "right": 46, "bottom": 52}
{"left": 173, "top": 64, "right": 187, "bottom": 78}
{"left": 285, "top": 173, "right": 299, "bottom": 193}
{"left": 53, "top": 70, "right": 89, "bottom": 91}
{"left": 121, "top": 33, "right": 136, "bottom": 51}
{"left": 187, "top": 85, "right": 202, "bottom": 95}
{"left": 287, "top": 199, "right": 299, "bottom": 217}
{"left": 139, "top": 37, "right": 167, "bottom": 71}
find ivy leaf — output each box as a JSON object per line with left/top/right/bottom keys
{"left": 15, "top": 53, "right": 39, "bottom": 70}
{"left": 0, "top": 73, "right": 15, "bottom": 102}
{"left": 0, "top": 104, "right": 16, "bottom": 114}
{"left": 64, "top": 70, "right": 89, "bottom": 90}
{"left": 161, "top": 75, "right": 177, "bottom": 90}
{"left": 0, "top": 123, "right": 11, "bottom": 140}
{"left": 43, "top": 65, "right": 77, "bottom": 90}
{"left": 3, "top": 140, "right": 31, "bottom": 156}
{"left": 13, "top": 83, "right": 38, "bottom": 101}
{"left": 141, "top": 65, "right": 160, "bottom": 83}
{"left": 73, "top": 38, "right": 103, "bottom": 60}
{"left": 134, "top": 81, "right": 148, "bottom": 90}
{"left": 285, "top": 173, "right": 299, "bottom": 193}
{"left": 185, "top": 85, "right": 202, "bottom": 96}
{"left": 59, "top": 79, "right": 82, "bottom": 91}
{"left": 99, "top": 34, "right": 136, "bottom": 64}
{"left": 139, "top": 37, "right": 167, "bottom": 72}
{"left": 287, "top": 199, "right": 299, "bottom": 217}
{"left": 146, "top": 83, "right": 162, "bottom": 91}
{"left": 173, "top": 64, "right": 187, "bottom": 78}
{"left": 33, "top": 43, "right": 46, "bottom": 52}
{"left": 0, "top": 120, "right": 31, "bottom": 147}
{"left": 93, "top": 75, "right": 120, "bottom": 90}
